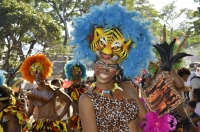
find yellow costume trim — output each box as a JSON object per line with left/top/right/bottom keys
{"left": 0, "top": 112, "right": 3, "bottom": 132}
{"left": 31, "top": 120, "right": 67, "bottom": 132}
{"left": 67, "top": 114, "right": 81, "bottom": 130}
{"left": 3, "top": 105, "right": 27, "bottom": 124}
{"left": 20, "top": 54, "right": 52, "bottom": 84}
{"left": 0, "top": 105, "right": 28, "bottom": 131}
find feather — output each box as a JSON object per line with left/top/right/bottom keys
{"left": 0, "top": 71, "right": 6, "bottom": 86}
{"left": 143, "top": 111, "right": 177, "bottom": 132}
{"left": 169, "top": 53, "right": 192, "bottom": 68}
{"left": 153, "top": 40, "right": 192, "bottom": 71}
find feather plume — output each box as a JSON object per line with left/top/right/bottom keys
{"left": 0, "top": 71, "right": 6, "bottom": 86}
{"left": 143, "top": 111, "right": 177, "bottom": 132}
{"left": 154, "top": 39, "right": 192, "bottom": 71}
{"left": 163, "top": 24, "right": 166, "bottom": 42}
{"left": 174, "top": 35, "right": 188, "bottom": 55}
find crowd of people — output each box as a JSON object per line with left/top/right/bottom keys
{"left": 1, "top": 2, "right": 200, "bottom": 132}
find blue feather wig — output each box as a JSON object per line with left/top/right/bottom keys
{"left": 64, "top": 60, "right": 87, "bottom": 81}
{"left": 0, "top": 70, "right": 6, "bottom": 86}
{"left": 70, "top": 3, "right": 155, "bottom": 79}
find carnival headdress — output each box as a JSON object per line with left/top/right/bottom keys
{"left": 148, "top": 25, "right": 189, "bottom": 76}
{"left": 0, "top": 71, "right": 10, "bottom": 101}
{"left": 70, "top": 3, "right": 155, "bottom": 79}
{"left": 64, "top": 60, "right": 87, "bottom": 81}
{"left": 20, "top": 54, "right": 52, "bottom": 84}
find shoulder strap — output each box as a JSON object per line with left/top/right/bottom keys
{"left": 190, "top": 76, "right": 200, "bottom": 81}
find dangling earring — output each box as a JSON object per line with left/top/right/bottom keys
{"left": 115, "top": 74, "right": 122, "bottom": 83}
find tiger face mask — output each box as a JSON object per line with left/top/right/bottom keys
{"left": 90, "top": 27, "right": 132, "bottom": 64}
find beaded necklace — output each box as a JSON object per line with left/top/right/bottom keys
{"left": 92, "top": 82, "right": 123, "bottom": 98}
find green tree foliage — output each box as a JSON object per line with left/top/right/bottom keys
{"left": 159, "top": 0, "right": 187, "bottom": 40}
{"left": 0, "top": 0, "right": 62, "bottom": 84}
{"left": 134, "top": 0, "right": 161, "bottom": 38}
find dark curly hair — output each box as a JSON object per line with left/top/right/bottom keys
{"left": 0, "top": 86, "right": 11, "bottom": 104}
{"left": 193, "top": 89, "right": 200, "bottom": 102}
{"left": 177, "top": 67, "right": 191, "bottom": 77}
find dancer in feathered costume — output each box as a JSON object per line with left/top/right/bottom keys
{"left": 70, "top": 2, "right": 178, "bottom": 132}
{"left": 142, "top": 25, "right": 197, "bottom": 132}
{"left": 64, "top": 60, "right": 87, "bottom": 132}
{"left": 20, "top": 54, "right": 72, "bottom": 132}
{"left": 0, "top": 71, "right": 28, "bottom": 132}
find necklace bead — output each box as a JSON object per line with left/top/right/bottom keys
{"left": 92, "top": 82, "right": 123, "bottom": 95}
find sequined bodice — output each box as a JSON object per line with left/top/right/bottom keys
{"left": 86, "top": 91, "right": 139, "bottom": 132}
{"left": 27, "top": 87, "right": 54, "bottom": 106}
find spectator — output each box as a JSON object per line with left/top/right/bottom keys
{"left": 178, "top": 67, "right": 200, "bottom": 100}
{"left": 187, "top": 101, "right": 199, "bottom": 126}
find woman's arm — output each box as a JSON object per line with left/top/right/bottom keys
{"left": 79, "top": 94, "right": 98, "bottom": 132}
{"left": 170, "top": 69, "right": 184, "bottom": 89}
{"left": 54, "top": 89, "right": 72, "bottom": 120}
{"left": 126, "top": 82, "right": 147, "bottom": 122}
{"left": 129, "top": 118, "right": 143, "bottom": 132}
{"left": 27, "top": 102, "right": 35, "bottom": 118}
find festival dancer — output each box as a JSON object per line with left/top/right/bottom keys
{"left": 20, "top": 54, "right": 72, "bottom": 132}
{"left": 64, "top": 60, "right": 87, "bottom": 132}
{"left": 70, "top": 3, "right": 177, "bottom": 132}
{"left": 0, "top": 71, "right": 27, "bottom": 132}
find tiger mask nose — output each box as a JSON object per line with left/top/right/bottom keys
{"left": 100, "top": 52, "right": 112, "bottom": 59}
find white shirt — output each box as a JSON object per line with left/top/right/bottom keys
{"left": 185, "top": 72, "right": 200, "bottom": 100}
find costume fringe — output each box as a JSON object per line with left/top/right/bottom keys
{"left": 67, "top": 115, "right": 81, "bottom": 130}
{"left": 31, "top": 120, "right": 67, "bottom": 132}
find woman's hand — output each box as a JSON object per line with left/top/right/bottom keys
{"left": 165, "top": 75, "right": 175, "bottom": 88}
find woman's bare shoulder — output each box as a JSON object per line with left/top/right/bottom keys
{"left": 120, "top": 81, "right": 131, "bottom": 86}
{"left": 119, "top": 81, "right": 135, "bottom": 89}
{"left": 79, "top": 94, "right": 92, "bottom": 104}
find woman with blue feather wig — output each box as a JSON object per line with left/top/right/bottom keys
{"left": 70, "top": 2, "right": 176, "bottom": 132}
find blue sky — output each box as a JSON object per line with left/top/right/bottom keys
{"left": 149, "top": 0, "right": 199, "bottom": 29}
{"left": 149, "top": 0, "right": 198, "bottom": 11}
